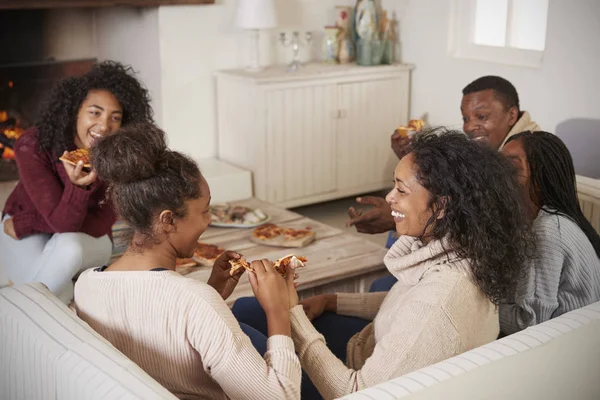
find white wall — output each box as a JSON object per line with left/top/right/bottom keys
{"left": 395, "top": 0, "right": 600, "bottom": 132}
{"left": 95, "top": 7, "right": 163, "bottom": 126}
{"left": 44, "top": 9, "right": 95, "bottom": 61}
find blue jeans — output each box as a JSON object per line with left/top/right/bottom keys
{"left": 369, "top": 275, "right": 397, "bottom": 292}
{"left": 239, "top": 323, "right": 267, "bottom": 356}
{"left": 233, "top": 297, "right": 370, "bottom": 399}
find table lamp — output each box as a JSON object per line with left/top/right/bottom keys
{"left": 236, "top": 0, "right": 277, "bottom": 71}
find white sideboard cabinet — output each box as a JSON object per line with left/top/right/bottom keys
{"left": 215, "top": 63, "right": 412, "bottom": 208}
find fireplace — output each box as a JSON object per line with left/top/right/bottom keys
{"left": 0, "top": 9, "right": 95, "bottom": 181}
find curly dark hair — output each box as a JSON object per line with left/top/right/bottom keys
{"left": 410, "top": 128, "right": 535, "bottom": 305}
{"left": 507, "top": 131, "right": 600, "bottom": 257}
{"left": 90, "top": 123, "right": 203, "bottom": 248}
{"left": 462, "top": 75, "right": 520, "bottom": 112}
{"left": 36, "top": 60, "right": 154, "bottom": 157}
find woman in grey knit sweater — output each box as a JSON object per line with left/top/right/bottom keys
{"left": 500, "top": 131, "right": 600, "bottom": 334}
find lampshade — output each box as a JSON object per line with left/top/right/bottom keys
{"left": 236, "top": 0, "right": 277, "bottom": 30}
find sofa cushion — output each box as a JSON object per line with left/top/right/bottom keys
{"left": 0, "top": 283, "right": 177, "bottom": 400}
{"left": 341, "top": 301, "right": 600, "bottom": 399}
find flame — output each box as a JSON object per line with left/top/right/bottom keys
{"left": 0, "top": 110, "right": 23, "bottom": 161}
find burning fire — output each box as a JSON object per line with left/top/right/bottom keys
{"left": 0, "top": 110, "right": 24, "bottom": 160}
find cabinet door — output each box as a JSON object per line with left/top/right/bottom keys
{"left": 336, "top": 77, "right": 408, "bottom": 192}
{"left": 265, "top": 84, "right": 337, "bottom": 204}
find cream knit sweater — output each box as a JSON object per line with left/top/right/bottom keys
{"left": 74, "top": 269, "right": 301, "bottom": 400}
{"left": 290, "top": 236, "right": 499, "bottom": 399}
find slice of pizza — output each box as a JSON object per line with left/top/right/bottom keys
{"left": 273, "top": 254, "right": 307, "bottom": 277}
{"left": 192, "top": 242, "right": 226, "bottom": 267}
{"left": 59, "top": 148, "right": 91, "bottom": 168}
{"left": 229, "top": 258, "right": 253, "bottom": 276}
{"left": 394, "top": 119, "right": 424, "bottom": 139}
{"left": 408, "top": 119, "right": 424, "bottom": 131}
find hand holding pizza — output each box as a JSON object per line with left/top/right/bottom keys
{"left": 61, "top": 151, "right": 97, "bottom": 189}
{"left": 390, "top": 131, "right": 413, "bottom": 160}
{"left": 207, "top": 250, "right": 244, "bottom": 300}
{"left": 248, "top": 259, "right": 292, "bottom": 313}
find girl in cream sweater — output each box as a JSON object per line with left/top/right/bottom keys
{"left": 74, "top": 123, "right": 301, "bottom": 400}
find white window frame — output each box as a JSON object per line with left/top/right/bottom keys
{"left": 448, "top": 0, "right": 545, "bottom": 69}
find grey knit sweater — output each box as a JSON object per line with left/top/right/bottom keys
{"left": 499, "top": 209, "right": 600, "bottom": 334}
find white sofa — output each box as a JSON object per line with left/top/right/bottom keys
{"left": 0, "top": 283, "right": 177, "bottom": 400}
{"left": 2, "top": 282, "right": 599, "bottom": 400}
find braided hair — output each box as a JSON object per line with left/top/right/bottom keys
{"left": 506, "top": 131, "right": 600, "bottom": 257}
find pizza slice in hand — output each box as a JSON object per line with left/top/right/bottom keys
{"left": 59, "top": 148, "right": 91, "bottom": 168}
{"left": 394, "top": 119, "right": 425, "bottom": 139}
{"left": 273, "top": 254, "right": 307, "bottom": 277}
{"left": 228, "top": 258, "right": 253, "bottom": 276}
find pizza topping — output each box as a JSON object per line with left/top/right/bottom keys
{"left": 229, "top": 258, "right": 253, "bottom": 276}
{"left": 253, "top": 223, "right": 282, "bottom": 240}
{"left": 273, "top": 254, "right": 307, "bottom": 276}
{"left": 254, "top": 224, "right": 315, "bottom": 242}
{"left": 283, "top": 228, "right": 313, "bottom": 240}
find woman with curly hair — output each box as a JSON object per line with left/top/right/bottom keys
{"left": 0, "top": 61, "right": 153, "bottom": 303}
{"left": 499, "top": 131, "right": 600, "bottom": 335}
{"left": 233, "top": 128, "right": 534, "bottom": 399}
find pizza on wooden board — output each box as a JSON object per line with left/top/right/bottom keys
{"left": 192, "top": 242, "right": 226, "bottom": 267}
{"left": 59, "top": 148, "right": 91, "bottom": 168}
{"left": 251, "top": 223, "right": 316, "bottom": 248}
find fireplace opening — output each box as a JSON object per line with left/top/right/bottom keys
{"left": 0, "top": 9, "right": 95, "bottom": 182}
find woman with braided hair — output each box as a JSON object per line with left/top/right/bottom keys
{"left": 0, "top": 61, "right": 154, "bottom": 303}
{"left": 499, "top": 131, "right": 600, "bottom": 334}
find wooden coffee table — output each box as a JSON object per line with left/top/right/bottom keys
{"left": 186, "top": 198, "right": 390, "bottom": 306}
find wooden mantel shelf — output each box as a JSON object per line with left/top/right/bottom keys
{"left": 0, "top": 0, "right": 214, "bottom": 9}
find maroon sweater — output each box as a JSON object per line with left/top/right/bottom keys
{"left": 2, "top": 128, "right": 116, "bottom": 239}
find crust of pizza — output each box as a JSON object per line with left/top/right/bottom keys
{"left": 59, "top": 148, "right": 91, "bottom": 168}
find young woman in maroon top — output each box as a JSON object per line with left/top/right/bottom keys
{"left": 0, "top": 61, "right": 154, "bottom": 303}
